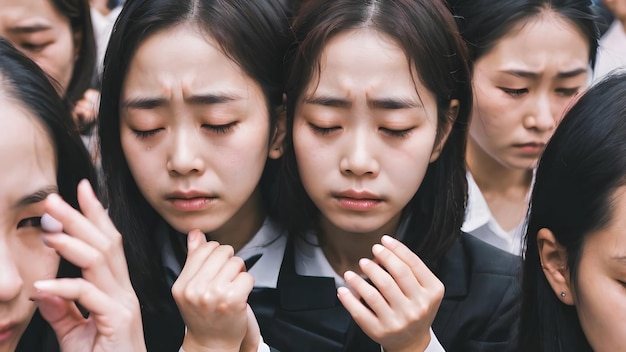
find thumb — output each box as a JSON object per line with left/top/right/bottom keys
{"left": 239, "top": 305, "right": 261, "bottom": 352}
{"left": 187, "top": 229, "right": 205, "bottom": 254}
{"left": 35, "top": 292, "right": 85, "bottom": 340}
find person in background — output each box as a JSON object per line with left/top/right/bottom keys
{"left": 0, "top": 38, "right": 143, "bottom": 352}
{"left": 520, "top": 72, "right": 626, "bottom": 352}
{"left": 594, "top": 0, "right": 626, "bottom": 80}
{"left": 251, "top": 1, "right": 521, "bottom": 351}
{"left": 448, "top": 0, "right": 598, "bottom": 255}
{"left": 99, "top": 0, "right": 291, "bottom": 350}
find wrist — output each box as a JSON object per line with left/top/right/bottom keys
{"left": 181, "top": 334, "right": 240, "bottom": 352}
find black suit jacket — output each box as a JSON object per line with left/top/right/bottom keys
{"left": 139, "top": 233, "right": 521, "bottom": 352}
{"left": 249, "top": 233, "right": 521, "bottom": 352}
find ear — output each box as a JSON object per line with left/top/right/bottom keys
{"left": 537, "top": 228, "right": 575, "bottom": 305}
{"left": 429, "top": 99, "right": 459, "bottom": 163}
{"left": 268, "top": 102, "right": 287, "bottom": 159}
{"left": 72, "top": 29, "right": 83, "bottom": 63}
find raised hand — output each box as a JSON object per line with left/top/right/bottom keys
{"left": 32, "top": 179, "right": 145, "bottom": 352}
{"left": 172, "top": 230, "right": 260, "bottom": 352}
{"left": 337, "top": 235, "right": 444, "bottom": 352}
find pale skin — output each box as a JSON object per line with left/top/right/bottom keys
{"left": 539, "top": 187, "right": 626, "bottom": 352}
{"left": 33, "top": 180, "right": 146, "bottom": 352}
{"left": 0, "top": 0, "right": 99, "bottom": 131}
{"left": 467, "top": 11, "right": 590, "bottom": 231}
{"left": 120, "top": 24, "right": 285, "bottom": 352}
{"left": 293, "top": 29, "right": 452, "bottom": 352}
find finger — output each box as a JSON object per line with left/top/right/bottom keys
{"left": 359, "top": 255, "right": 408, "bottom": 308}
{"left": 186, "top": 229, "right": 205, "bottom": 254}
{"left": 343, "top": 270, "right": 392, "bottom": 317}
{"left": 381, "top": 235, "right": 441, "bottom": 288}
{"left": 173, "top": 240, "right": 220, "bottom": 289}
{"left": 76, "top": 179, "right": 120, "bottom": 242}
{"left": 44, "top": 193, "right": 110, "bottom": 252}
{"left": 183, "top": 245, "right": 236, "bottom": 293}
{"left": 337, "top": 286, "right": 379, "bottom": 333}
{"left": 34, "top": 292, "right": 86, "bottom": 340}
{"left": 371, "top": 244, "right": 422, "bottom": 299}
{"left": 34, "top": 278, "right": 123, "bottom": 319}
{"left": 211, "top": 255, "right": 246, "bottom": 284}
{"left": 41, "top": 233, "right": 116, "bottom": 289}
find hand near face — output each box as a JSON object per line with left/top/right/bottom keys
{"left": 72, "top": 89, "right": 100, "bottom": 135}
{"left": 337, "top": 235, "right": 444, "bottom": 352}
{"left": 172, "top": 231, "right": 260, "bottom": 352}
{"left": 32, "top": 180, "right": 146, "bottom": 352}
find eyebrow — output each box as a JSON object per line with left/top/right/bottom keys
{"left": 7, "top": 24, "right": 52, "bottom": 34}
{"left": 304, "top": 96, "right": 421, "bottom": 109}
{"left": 13, "top": 185, "right": 58, "bottom": 209}
{"left": 501, "top": 68, "right": 588, "bottom": 79}
{"left": 122, "top": 93, "right": 240, "bottom": 110}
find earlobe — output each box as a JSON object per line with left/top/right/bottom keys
{"left": 537, "top": 228, "right": 575, "bottom": 305}
{"left": 268, "top": 104, "right": 287, "bottom": 159}
{"left": 429, "top": 99, "right": 459, "bottom": 163}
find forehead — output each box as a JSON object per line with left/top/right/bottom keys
{"left": 582, "top": 187, "right": 626, "bottom": 262}
{"left": 123, "top": 24, "right": 255, "bottom": 96}
{"left": 479, "top": 12, "right": 589, "bottom": 70}
{"left": 0, "top": 0, "right": 69, "bottom": 32}
{"left": 0, "top": 97, "right": 56, "bottom": 201}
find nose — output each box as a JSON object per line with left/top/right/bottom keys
{"left": 166, "top": 129, "right": 206, "bottom": 176}
{"left": 524, "top": 93, "right": 557, "bottom": 132}
{"left": 0, "top": 245, "right": 23, "bottom": 302}
{"left": 340, "top": 129, "right": 379, "bottom": 177}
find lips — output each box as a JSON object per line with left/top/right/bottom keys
{"left": 0, "top": 323, "right": 16, "bottom": 343}
{"left": 333, "top": 190, "right": 383, "bottom": 211}
{"left": 165, "top": 190, "right": 218, "bottom": 211}
{"left": 513, "top": 142, "right": 546, "bottom": 154}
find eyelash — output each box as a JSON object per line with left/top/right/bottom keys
{"left": 21, "top": 43, "right": 48, "bottom": 53}
{"left": 203, "top": 122, "right": 237, "bottom": 135}
{"left": 132, "top": 128, "right": 163, "bottom": 139}
{"left": 308, "top": 123, "right": 340, "bottom": 136}
{"left": 17, "top": 217, "right": 42, "bottom": 229}
{"left": 380, "top": 127, "right": 413, "bottom": 138}
{"left": 500, "top": 87, "right": 528, "bottom": 97}
{"left": 556, "top": 88, "right": 580, "bottom": 97}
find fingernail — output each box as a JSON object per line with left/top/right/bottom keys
{"left": 372, "top": 244, "right": 384, "bottom": 254}
{"left": 344, "top": 270, "right": 357, "bottom": 280}
{"left": 359, "top": 258, "right": 371, "bottom": 267}
{"left": 381, "top": 235, "right": 395, "bottom": 245}
{"left": 41, "top": 213, "right": 63, "bottom": 233}
{"left": 80, "top": 179, "right": 96, "bottom": 199}
{"left": 337, "top": 286, "right": 350, "bottom": 297}
{"left": 33, "top": 281, "right": 54, "bottom": 290}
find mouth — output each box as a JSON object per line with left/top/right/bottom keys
{"left": 513, "top": 142, "right": 546, "bottom": 154}
{"left": 0, "top": 323, "right": 16, "bottom": 343}
{"left": 333, "top": 190, "right": 383, "bottom": 211}
{"left": 165, "top": 191, "right": 218, "bottom": 211}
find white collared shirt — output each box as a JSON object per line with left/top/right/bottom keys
{"left": 594, "top": 20, "right": 626, "bottom": 82}
{"left": 462, "top": 172, "right": 527, "bottom": 255}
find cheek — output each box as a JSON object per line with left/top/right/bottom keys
{"left": 21, "top": 246, "right": 60, "bottom": 295}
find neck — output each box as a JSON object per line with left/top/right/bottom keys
{"left": 208, "top": 189, "right": 266, "bottom": 252}
{"left": 466, "top": 138, "right": 532, "bottom": 193}
{"left": 318, "top": 213, "right": 401, "bottom": 276}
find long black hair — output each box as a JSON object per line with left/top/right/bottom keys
{"left": 99, "top": 0, "right": 292, "bottom": 312}
{"left": 51, "top": 0, "right": 96, "bottom": 103}
{"left": 277, "top": 0, "right": 472, "bottom": 262}
{"left": 520, "top": 72, "right": 626, "bottom": 351}
{"left": 448, "top": 0, "right": 598, "bottom": 67}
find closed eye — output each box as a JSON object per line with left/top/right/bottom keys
{"left": 202, "top": 122, "right": 237, "bottom": 135}
{"left": 379, "top": 127, "right": 414, "bottom": 138}
{"left": 17, "top": 217, "right": 42, "bottom": 229}
{"left": 555, "top": 87, "right": 580, "bottom": 97}
{"left": 499, "top": 87, "right": 528, "bottom": 97}
{"left": 308, "top": 123, "right": 340, "bottom": 136}
{"left": 132, "top": 128, "right": 164, "bottom": 139}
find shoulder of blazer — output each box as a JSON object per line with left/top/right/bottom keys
{"left": 435, "top": 233, "right": 522, "bottom": 298}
